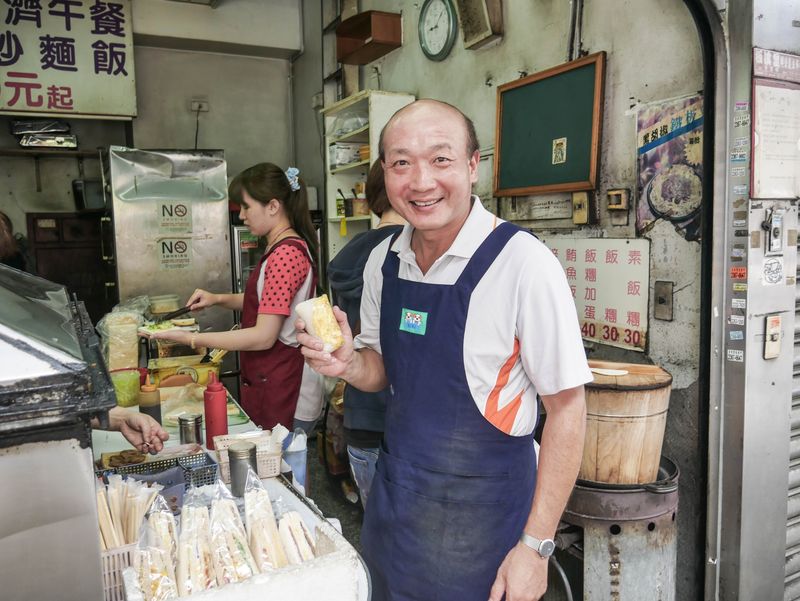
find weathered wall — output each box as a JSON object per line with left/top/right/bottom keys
{"left": 292, "top": 0, "right": 325, "bottom": 204}
{"left": 131, "top": 46, "right": 291, "bottom": 179}
{"left": 294, "top": 0, "right": 706, "bottom": 597}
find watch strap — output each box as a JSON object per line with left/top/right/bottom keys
{"left": 519, "top": 532, "right": 554, "bottom": 558}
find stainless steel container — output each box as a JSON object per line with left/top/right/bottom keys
{"left": 179, "top": 413, "right": 203, "bottom": 445}
{"left": 229, "top": 441, "right": 257, "bottom": 497}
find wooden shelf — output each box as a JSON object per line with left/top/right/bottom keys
{"left": 330, "top": 158, "right": 370, "bottom": 174}
{"left": 336, "top": 10, "right": 402, "bottom": 65}
{"left": 0, "top": 148, "right": 101, "bottom": 159}
{"left": 330, "top": 124, "right": 369, "bottom": 144}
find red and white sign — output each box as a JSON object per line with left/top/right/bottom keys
{"left": 0, "top": 0, "right": 135, "bottom": 118}
{"left": 543, "top": 237, "right": 650, "bottom": 352}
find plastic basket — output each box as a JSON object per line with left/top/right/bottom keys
{"left": 114, "top": 451, "right": 218, "bottom": 487}
{"left": 214, "top": 431, "right": 281, "bottom": 483}
{"left": 102, "top": 543, "right": 135, "bottom": 601}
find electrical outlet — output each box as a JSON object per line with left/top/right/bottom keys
{"left": 190, "top": 100, "right": 210, "bottom": 112}
{"left": 572, "top": 191, "right": 589, "bottom": 225}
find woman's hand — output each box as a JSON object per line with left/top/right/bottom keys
{"left": 296, "top": 305, "right": 354, "bottom": 379}
{"left": 186, "top": 288, "right": 218, "bottom": 311}
{"left": 148, "top": 329, "right": 194, "bottom": 346}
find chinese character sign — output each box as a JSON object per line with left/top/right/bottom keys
{"left": 1, "top": 0, "right": 135, "bottom": 118}
{"left": 636, "top": 94, "right": 703, "bottom": 241}
{"left": 544, "top": 237, "right": 650, "bottom": 352}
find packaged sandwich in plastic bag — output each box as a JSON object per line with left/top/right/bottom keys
{"left": 243, "top": 469, "right": 288, "bottom": 572}
{"left": 131, "top": 495, "right": 180, "bottom": 601}
{"left": 209, "top": 481, "right": 259, "bottom": 585}
{"left": 175, "top": 489, "right": 217, "bottom": 596}
{"left": 295, "top": 294, "right": 344, "bottom": 352}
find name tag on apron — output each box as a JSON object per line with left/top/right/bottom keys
{"left": 399, "top": 308, "right": 428, "bottom": 335}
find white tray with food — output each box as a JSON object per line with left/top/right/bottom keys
{"left": 122, "top": 476, "right": 370, "bottom": 601}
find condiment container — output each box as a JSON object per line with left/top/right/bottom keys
{"left": 203, "top": 372, "right": 228, "bottom": 449}
{"left": 138, "top": 384, "right": 161, "bottom": 424}
{"left": 229, "top": 441, "right": 257, "bottom": 497}
{"left": 178, "top": 413, "right": 203, "bottom": 445}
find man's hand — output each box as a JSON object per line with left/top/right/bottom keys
{"left": 296, "top": 305, "right": 355, "bottom": 379}
{"left": 109, "top": 407, "right": 169, "bottom": 454}
{"left": 489, "top": 543, "right": 548, "bottom": 601}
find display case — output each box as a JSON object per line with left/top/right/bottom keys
{"left": 320, "top": 89, "right": 414, "bottom": 267}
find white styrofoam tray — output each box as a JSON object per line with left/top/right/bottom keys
{"left": 123, "top": 477, "right": 370, "bottom": 601}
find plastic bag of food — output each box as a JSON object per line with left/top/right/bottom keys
{"left": 132, "top": 495, "right": 179, "bottom": 601}
{"left": 278, "top": 510, "right": 317, "bottom": 565}
{"left": 209, "top": 482, "right": 259, "bottom": 585}
{"left": 295, "top": 294, "right": 344, "bottom": 352}
{"left": 110, "top": 368, "right": 141, "bottom": 407}
{"left": 175, "top": 489, "right": 217, "bottom": 596}
{"left": 243, "top": 470, "right": 288, "bottom": 572}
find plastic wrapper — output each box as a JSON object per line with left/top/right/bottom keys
{"left": 295, "top": 295, "right": 344, "bottom": 352}
{"left": 101, "top": 475, "right": 163, "bottom": 548}
{"left": 132, "top": 495, "right": 180, "bottom": 601}
{"left": 175, "top": 489, "right": 217, "bottom": 596}
{"left": 97, "top": 304, "right": 144, "bottom": 371}
{"left": 243, "top": 470, "right": 289, "bottom": 572}
{"left": 209, "top": 483, "right": 259, "bottom": 585}
{"left": 283, "top": 428, "right": 308, "bottom": 491}
{"left": 278, "top": 511, "right": 317, "bottom": 565}
{"left": 110, "top": 368, "right": 140, "bottom": 407}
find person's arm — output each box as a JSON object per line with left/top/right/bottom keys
{"left": 186, "top": 288, "right": 244, "bottom": 312}
{"left": 92, "top": 406, "right": 170, "bottom": 453}
{"left": 148, "top": 313, "right": 285, "bottom": 351}
{"left": 488, "top": 385, "right": 586, "bottom": 601}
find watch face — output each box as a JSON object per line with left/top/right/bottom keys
{"left": 419, "top": 0, "right": 457, "bottom": 61}
{"left": 539, "top": 539, "right": 556, "bottom": 557}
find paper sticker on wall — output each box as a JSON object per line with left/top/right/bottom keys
{"left": 729, "top": 330, "right": 744, "bottom": 341}
{"left": 731, "top": 166, "right": 746, "bottom": 177}
{"left": 763, "top": 257, "right": 784, "bottom": 285}
{"left": 727, "top": 348, "right": 744, "bottom": 362}
{"left": 732, "top": 298, "right": 746, "bottom": 309}
{"left": 733, "top": 184, "right": 748, "bottom": 195}
{"left": 158, "top": 202, "right": 193, "bottom": 234}
{"left": 552, "top": 137, "right": 567, "bottom": 165}
{"left": 733, "top": 283, "right": 747, "bottom": 292}
{"left": 729, "top": 314, "right": 745, "bottom": 326}
{"left": 730, "top": 266, "right": 747, "bottom": 279}
{"left": 158, "top": 238, "right": 192, "bottom": 270}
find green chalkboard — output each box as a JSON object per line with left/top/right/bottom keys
{"left": 494, "top": 52, "right": 605, "bottom": 196}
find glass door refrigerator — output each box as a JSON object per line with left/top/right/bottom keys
{"left": 231, "top": 225, "right": 266, "bottom": 299}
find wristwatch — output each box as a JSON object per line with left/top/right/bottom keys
{"left": 519, "top": 532, "right": 556, "bottom": 558}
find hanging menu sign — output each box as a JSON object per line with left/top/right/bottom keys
{"left": 0, "top": 0, "right": 136, "bottom": 118}
{"left": 544, "top": 237, "right": 650, "bottom": 352}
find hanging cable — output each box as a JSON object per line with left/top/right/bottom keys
{"left": 194, "top": 108, "right": 201, "bottom": 150}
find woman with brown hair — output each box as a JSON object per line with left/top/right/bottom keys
{"left": 149, "top": 163, "right": 321, "bottom": 430}
{"left": 0, "top": 211, "right": 26, "bottom": 271}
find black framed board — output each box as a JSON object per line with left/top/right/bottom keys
{"left": 494, "top": 52, "right": 606, "bottom": 196}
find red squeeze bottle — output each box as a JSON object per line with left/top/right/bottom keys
{"left": 204, "top": 372, "right": 228, "bottom": 449}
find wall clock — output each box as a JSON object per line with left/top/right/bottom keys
{"left": 418, "top": 0, "right": 458, "bottom": 61}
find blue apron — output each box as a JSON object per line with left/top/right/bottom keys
{"left": 361, "top": 222, "right": 537, "bottom": 601}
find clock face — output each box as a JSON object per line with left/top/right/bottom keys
{"left": 419, "top": 0, "right": 457, "bottom": 61}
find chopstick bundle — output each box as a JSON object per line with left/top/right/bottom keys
{"left": 96, "top": 475, "right": 162, "bottom": 548}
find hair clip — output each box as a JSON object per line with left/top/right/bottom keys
{"left": 285, "top": 167, "right": 301, "bottom": 191}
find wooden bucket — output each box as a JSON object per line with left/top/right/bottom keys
{"left": 580, "top": 360, "right": 673, "bottom": 485}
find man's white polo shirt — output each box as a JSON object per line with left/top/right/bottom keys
{"left": 355, "top": 198, "right": 592, "bottom": 436}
